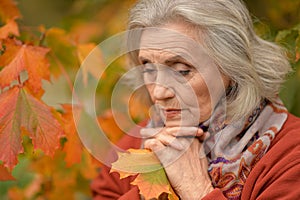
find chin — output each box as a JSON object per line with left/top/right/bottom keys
{"left": 164, "top": 119, "right": 199, "bottom": 127}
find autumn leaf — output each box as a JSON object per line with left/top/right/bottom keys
{"left": 0, "top": 87, "right": 24, "bottom": 169}
{"left": 28, "top": 151, "right": 78, "bottom": 199}
{"left": 44, "top": 28, "right": 78, "bottom": 74}
{"left": 78, "top": 150, "right": 99, "bottom": 180}
{"left": 28, "top": 148, "right": 98, "bottom": 199}
{"left": 61, "top": 104, "right": 84, "bottom": 167}
{"left": 0, "top": 39, "right": 50, "bottom": 97}
{"left": 111, "top": 149, "right": 179, "bottom": 200}
{"left": 0, "top": 164, "right": 15, "bottom": 181}
{"left": 21, "top": 88, "right": 64, "bottom": 156}
{"left": 132, "top": 171, "right": 173, "bottom": 200}
{"left": 77, "top": 43, "right": 106, "bottom": 85}
{"left": 0, "top": 86, "right": 64, "bottom": 169}
{"left": 0, "top": 19, "right": 19, "bottom": 39}
{"left": 111, "top": 149, "right": 162, "bottom": 175}
{"left": 8, "top": 187, "right": 25, "bottom": 200}
{"left": 97, "top": 110, "right": 130, "bottom": 144}
{"left": 0, "top": 0, "right": 21, "bottom": 22}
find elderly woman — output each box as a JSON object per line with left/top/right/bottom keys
{"left": 91, "top": 0, "right": 300, "bottom": 199}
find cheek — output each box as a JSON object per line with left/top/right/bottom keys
{"left": 145, "top": 84, "right": 155, "bottom": 102}
{"left": 195, "top": 85, "right": 211, "bottom": 112}
{"left": 190, "top": 77, "right": 210, "bottom": 104}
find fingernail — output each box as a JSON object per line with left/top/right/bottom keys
{"left": 196, "top": 128, "right": 204, "bottom": 136}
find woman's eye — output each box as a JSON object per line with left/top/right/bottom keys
{"left": 142, "top": 63, "right": 157, "bottom": 74}
{"left": 178, "top": 70, "right": 191, "bottom": 76}
{"left": 142, "top": 68, "right": 156, "bottom": 73}
{"left": 173, "top": 62, "right": 193, "bottom": 76}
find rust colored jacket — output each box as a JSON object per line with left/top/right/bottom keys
{"left": 91, "top": 113, "right": 300, "bottom": 199}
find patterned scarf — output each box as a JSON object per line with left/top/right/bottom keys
{"left": 204, "top": 98, "right": 288, "bottom": 199}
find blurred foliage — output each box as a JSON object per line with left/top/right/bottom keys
{"left": 244, "top": 0, "right": 300, "bottom": 30}
{"left": 0, "top": 0, "right": 299, "bottom": 199}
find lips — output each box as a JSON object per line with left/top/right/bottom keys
{"left": 162, "top": 108, "right": 182, "bottom": 118}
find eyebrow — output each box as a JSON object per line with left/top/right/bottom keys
{"left": 165, "top": 55, "right": 190, "bottom": 66}
{"left": 138, "top": 55, "right": 193, "bottom": 67}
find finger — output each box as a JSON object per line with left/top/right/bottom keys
{"left": 166, "top": 127, "right": 203, "bottom": 137}
{"left": 144, "top": 138, "right": 165, "bottom": 152}
{"left": 197, "top": 131, "right": 211, "bottom": 142}
{"left": 140, "top": 127, "right": 163, "bottom": 138}
{"left": 196, "top": 128, "right": 205, "bottom": 137}
{"left": 156, "top": 134, "right": 184, "bottom": 150}
{"left": 145, "top": 139, "right": 184, "bottom": 167}
{"left": 141, "top": 127, "right": 205, "bottom": 140}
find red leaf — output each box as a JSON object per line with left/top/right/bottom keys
{"left": 0, "top": 164, "right": 15, "bottom": 181}
{"left": 0, "top": 87, "right": 23, "bottom": 169}
{"left": 20, "top": 88, "right": 64, "bottom": 157}
{"left": 0, "top": 87, "right": 64, "bottom": 169}
{"left": 0, "top": 39, "right": 50, "bottom": 97}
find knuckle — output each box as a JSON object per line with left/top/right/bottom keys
{"left": 144, "top": 139, "right": 158, "bottom": 149}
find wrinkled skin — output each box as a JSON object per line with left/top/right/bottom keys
{"left": 138, "top": 21, "right": 229, "bottom": 199}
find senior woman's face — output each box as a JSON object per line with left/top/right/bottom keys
{"left": 138, "top": 22, "right": 229, "bottom": 127}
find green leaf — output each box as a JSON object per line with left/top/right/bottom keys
{"left": 111, "top": 149, "right": 162, "bottom": 178}
{"left": 111, "top": 149, "right": 179, "bottom": 200}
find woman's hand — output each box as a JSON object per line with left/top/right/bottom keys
{"left": 141, "top": 127, "right": 214, "bottom": 200}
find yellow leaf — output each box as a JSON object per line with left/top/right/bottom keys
{"left": 111, "top": 148, "right": 179, "bottom": 200}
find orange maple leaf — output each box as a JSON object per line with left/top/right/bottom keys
{"left": 61, "top": 104, "right": 84, "bottom": 167}
{"left": 0, "top": 19, "right": 19, "bottom": 39}
{"left": 0, "top": 86, "right": 64, "bottom": 170}
{"left": 0, "top": 39, "right": 50, "bottom": 97}
{"left": 132, "top": 172, "right": 173, "bottom": 200}
{"left": 0, "top": 0, "right": 21, "bottom": 22}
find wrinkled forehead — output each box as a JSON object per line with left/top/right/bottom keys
{"left": 139, "top": 27, "right": 208, "bottom": 60}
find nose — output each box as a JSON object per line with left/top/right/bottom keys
{"left": 148, "top": 65, "right": 175, "bottom": 101}
{"left": 153, "top": 83, "right": 175, "bottom": 100}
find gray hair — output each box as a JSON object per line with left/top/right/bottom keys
{"left": 127, "top": 0, "right": 291, "bottom": 121}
